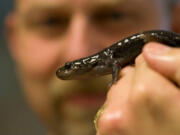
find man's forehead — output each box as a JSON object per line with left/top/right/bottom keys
{"left": 15, "top": 0, "right": 160, "bottom": 18}
{"left": 17, "top": 0, "right": 124, "bottom": 5}
{"left": 16, "top": 0, "right": 127, "bottom": 11}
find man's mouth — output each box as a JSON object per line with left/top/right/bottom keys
{"left": 65, "top": 92, "right": 106, "bottom": 109}
{"left": 50, "top": 75, "right": 111, "bottom": 116}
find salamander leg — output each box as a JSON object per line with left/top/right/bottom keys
{"left": 109, "top": 61, "right": 121, "bottom": 87}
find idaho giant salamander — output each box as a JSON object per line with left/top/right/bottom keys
{"left": 56, "top": 30, "right": 180, "bottom": 84}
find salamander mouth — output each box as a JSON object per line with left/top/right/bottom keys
{"left": 56, "top": 66, "right": 89, "bottom": 80}
{"left": 56, "top": 67, "right": 98, "bottom": 80}
{"left": 56, "top": 67, "right": 70, "bottom": 80}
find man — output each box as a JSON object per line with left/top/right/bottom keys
{"left": 5, "top": 0, "right": 180, "bottom": 135}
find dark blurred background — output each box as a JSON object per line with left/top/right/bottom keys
{"left": 0, "top": 0, "right": 46, "bottom": 134}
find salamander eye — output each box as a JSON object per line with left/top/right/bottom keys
{"left": 65, "top": 62, "right": 71, "bottom": 69}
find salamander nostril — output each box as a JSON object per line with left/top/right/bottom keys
{"left": 65, "top": 62, "right": 71, "bottom": 69}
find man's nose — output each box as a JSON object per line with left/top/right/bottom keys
{"left": 64, "top": 13, "right": 98, "bottom": 61}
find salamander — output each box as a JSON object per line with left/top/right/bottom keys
{"left": 56, "top": 30, "right": 180, "bottom": 85}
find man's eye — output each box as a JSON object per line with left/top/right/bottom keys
{"left": 26, "top": 15, "right": 69, "bottom": 30}
{"left": 43, "top": 18, "right": 60, "bottom": 26}
{"left": 25, "top": 16, "right": 70, "bottom": 38}
{"left": 40, "top": 17, "right": 68, "bottom": 28}
{"left": 92, "top": 11, "right": 125, "bottom": 23}
{"left": 106, "top": 12, "right": 124, "bottom": 21}
{"left": 115, "top": 12, "right": 126, "bottom": 20}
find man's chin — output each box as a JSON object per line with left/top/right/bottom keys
{"left": 52, "top": 94, "right": 102, "bottom": 135}
{"left": 55, "top": 92, "right": 107, "bottom": 135}
{"left": 60, "top": 101, "right": 98, "bottom": 135}
{"left": 48, "top": 75, "right": 111, "bottom": 135}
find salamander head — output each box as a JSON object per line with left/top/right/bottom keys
{"left": 56, "top": 54, "right": 112, "bottom": 80}
{"left": 56, "top": 62, "right": 74, "bottom": 80}
{"left": 56, "top": 60, "right": 97, "bottom": 80}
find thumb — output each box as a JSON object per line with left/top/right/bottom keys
{"left": 142, "top": 42, "right": 180, "bottom": 85}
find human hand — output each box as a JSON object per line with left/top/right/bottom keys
{"left": 96, "top": 42, "right": 180, "bottom": 135}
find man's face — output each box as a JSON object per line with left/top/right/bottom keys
{"left": 8, "top": 0, "right": 161, "bottom": 134}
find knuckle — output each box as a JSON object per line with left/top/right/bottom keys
{"left": 132, "top": 83, "right": 149, "bottom": 104}
{"left": 135, "top": 55, "right": 144, "bottom": 66}
{"left": 98, "top": 109, "right": 129, "bottom": 134}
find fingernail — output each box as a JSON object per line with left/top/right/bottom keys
{"left": 144, "top": 43, "right": 170, "bottom": 56}
{"left": 94, "top": 104, "right": 106, "bottom": 131}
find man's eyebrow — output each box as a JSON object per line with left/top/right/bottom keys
{"left": 21, "top": 4, "right": 72, "bottom": 19}
{"left": 94, "top": 0, "right": 126, "bottom": 5}
{"left": 91, "top": 0, "right": 127, "bottom": 7}
{"left": 88, "top": 0, "right": 130, "bottom": 11}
